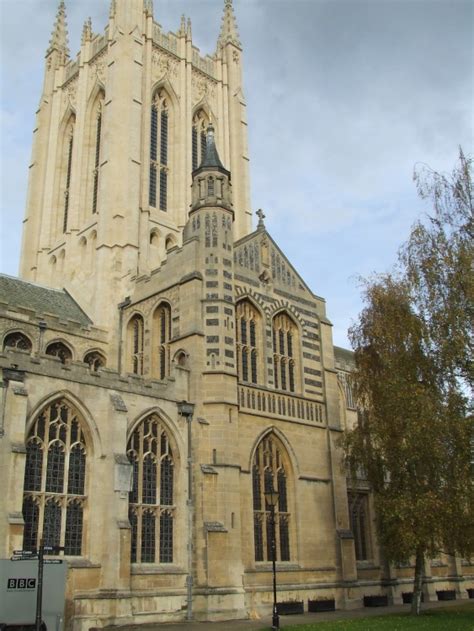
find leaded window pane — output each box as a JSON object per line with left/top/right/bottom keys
{"left": 160, "top": 458, "right": 173, "bottom": 505}
{"left": 22, "top": 497, "right": 39, "bottom": 552}
{"left": 43, "top": 500, "right": 62, "bottom": 551}
{"left": 129, "top": 509, "right": 138, "bottom": 563}
{"left": 266, "top": 514, "right": 273, "bottom": 561}
{"left": 68, "top": 445, "right": 86, "bottom": 495}
{"left": 45, "top": 442, "right": 65, "bottom": 494}
{"left": 252, "top": 466, "right": 261, "bottom": 510}
{"left": 65, "top": 501, "right": 83, "bottom": 555}
{"left": 192, "top": 127, "right": 198, "bottom": 170}
{"left": 278, "top": 470, "right": 288, "bottom": 512}
{"left": 160, "top": 111, "right": 168, "bottom": 165}
{"left": 142, "top": 455, "right": 157, "bottom": 504}
{"left": 24, "top": 441, "right": 43, "bottom": 492}
{"left": 159, "top": 512, "right": 173, "bottom": 562}
{"left": 159, "top": 169, "right": 167, "bottom": 211}
{"left": 141, "top": 510, "right": 156, "bottom": 563}
{"left": 280, "top": 517, "right": 290, "bottom": 561}
{"left": 254, "top": 515, "right": 263, "bottom": 562}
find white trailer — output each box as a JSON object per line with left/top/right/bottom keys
{"left": 0, "top": 559, "right": 67, "bottom": 631}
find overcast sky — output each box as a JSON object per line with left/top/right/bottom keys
{"left": 1, "top": 0, "right": 472, "bottom": 348}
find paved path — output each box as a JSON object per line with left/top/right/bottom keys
{"left": 107, "top": 598, "right": 472, "bottom": 631}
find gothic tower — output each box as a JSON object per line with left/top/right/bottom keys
{"left": 20, "top": 0, "right": 251, "bottom": 331}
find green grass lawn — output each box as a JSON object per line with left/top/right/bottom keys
{"left": 265, "top": 604, "right": 474, "bottom": 631}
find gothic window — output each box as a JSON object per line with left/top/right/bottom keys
{"left": 22, "top": 399, "right": 88, "bottom": 555}
{"left": 63, "top": 119, "right": 75, "bottom": 232}
{"left": 212, "top": 213, "right": 218, "bottom": 247}
{"left": 236, "top": 300, "right": 261, "bottom": 385}
{"left": 348, "top": 492, "right": 371, "bottom": 561}
{"left": 127, "top": 414, "right": 175, "bottom": 563}
{"left": 152, "top": 303, "right": 171, "bottom": 379}
{"left": 45, "top": 341, "right": 72, "bottom": 365}
{"left": 252, "top": 434, "right": 292, "bottom": 562}
{"left": 92, "top": 101, "right": 103, "bottom": 214}
{"left": 272, "top": 312, "right": 299, "bottom": 393}
{"left": 3, "top": 331, "right": 32, "bottom": 352}
{"left": 150, "top": 89, "right": 169, "bottom": 211}
{"left": 83, "top": 350, "right": 106, "bottom": 371}
{"left": 192, "top": 109, "right": 209, "bottom": 170}
{"left": 127, "top": 315, "right": 144, "bottom": 375}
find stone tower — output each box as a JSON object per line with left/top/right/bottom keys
{"left": 20, "top": 0, "right": 251, "bottom": 331}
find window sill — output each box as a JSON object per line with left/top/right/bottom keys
{"left": 131, "top": 564, "right": 187, "bottom": 575}
{"left": 65, "top": 558, "right": 101, "bottom": 569}
{"left": 247, "top": 562, "right": 301, "bottom": 573}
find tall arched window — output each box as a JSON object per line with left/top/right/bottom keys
{"left": 62, "top": 117, "right": 75, "bottom": 232}
{"left": 252, "top": 434, "right": 291, "bottom": 562}
{"left": 22, "top": 399, "right": 88, "bottom": 555}
{"left": 3, "top": 331, "right": 32, "bottom": 353}
{"left": 236, "top": 300, "right": 261, "bottom": 384}
{"left": 192, "top": 109, "right": 209, "bottom": 170}
{"left": 91, "top": 99, "right": 103, "bottom": 214}
{"left": 127, "top": 315, "right": 144, "bottom": 375}
{"left": 149, "top": 89, "right": 169, "bottom": 211}
{"left": 272, "top": 312, "right": 299, "bottom": 393}
{"left": 152, "top": 303, "right": 171, "bottom": 380}
{"left": 127, "top": 414, "right": 175, "bottom": 563}
{"left": 348, "top": 492, "right": 371, "bottom": 561}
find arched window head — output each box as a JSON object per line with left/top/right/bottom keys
{"left": 152, "top": 303, "right": 171, "bottom": 379}
{"left": 236, "top": 300, "right": 261, "bottom": 385}
{"left": 252, "top": 434, "right": 291, "bottom": 562}
{"left": 127, "top": 315, "right": 144, "bottom": 375}
{"left": 165, "top": 235, "right": 176, "bottom": 252}
{"left": 84, "top": 350, "right": 106, "bottom": 372}
{"left": 45, "top": 341, "right": 72, "bottom": 365}
{"left": 127, "top": 414, "right": 176, "bottom": 563}
{"left": 63, "top": 117, "right": 75, "bottom": 233}
{"left": 149, "top": 89, "right": 169, "bottom": 211}
{"left": 91, "top": 94, "right": 104, "bottom": 214}
{"left": 3, "top": 332, "right": 32, "bottom": 353}
{"left": 272, "top": 312, "right": 299, "bottom": 393}
{"left": 192, "top": 109, "right": 210, "bottom": 170}
{"left": 22, "top": 399, "right": 88, "bottom": 555}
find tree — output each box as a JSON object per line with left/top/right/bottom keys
{"left": 343, "top": 151, "right": 474, "bottom": 615}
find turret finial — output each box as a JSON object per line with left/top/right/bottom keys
{"left": 256, "top": 209, "right": 266, "bottom": 230}
{"left": 217, "top": 0, "right": 241, "bottom": 50}
{"left": 47, "top": 0, "right": 69, "bottom": 61}
{"left": 109, "top": 0, "right": 116, "bottom": 19}
{"left": 145, "top": 0, "right": 154, "bottom": 17}
{"left": 186, "top": 17, "right": 192, "bottom": 39}
{"left": 179, "top": 14, "right": 186, "bottom": 36}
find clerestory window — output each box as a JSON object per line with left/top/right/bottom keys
{"left": 3, "top": 331, "right": 32, "bottom": 353}
{"left": 272, "top": 312, "right": 298, "bottom": 393}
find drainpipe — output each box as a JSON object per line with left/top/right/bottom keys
{"left": 177, "top": 401, "right": 195, "bottom": 621}
{"left": 117, "top": 297, "right": 131, "bottom": 374}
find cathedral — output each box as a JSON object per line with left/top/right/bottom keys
{"left": 0, "top": 1, "right": 471, "bottom": 628}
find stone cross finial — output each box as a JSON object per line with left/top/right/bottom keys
{"left": 256, "top": 208, "right": 266, "bottom": 229}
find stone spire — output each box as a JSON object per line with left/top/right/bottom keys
{"left": 47, "top": 0, "right": 69, "bottom": 60}
{"left": 218, "top": 0, "right": 241, "bottom": 49}
{"left": 186, "top": 17, "right": 192, "bottom": 39}
{"left": 178, "top": 14, "right": 186, "bottom": 37}
{"left": 197, "top": 125, "right": 228, "bottom": 173}
{"left": 191, "top": 125, "right": 232, "bottom": 212}
{"left": 81, "top": 17, "right": 92, "bottom": 45}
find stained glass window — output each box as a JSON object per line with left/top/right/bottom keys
{"left": 127, "top": 415, "right": 175, "bottom": 563}
{"left": 22, "top": 400, "right": 87, "bottom": 556}
{"left": 252, "top": 434, "right": 291, "bottom": 562}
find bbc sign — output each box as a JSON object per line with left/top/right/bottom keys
{"left": 7, "top": 577, "right": 36, "bottom": 590}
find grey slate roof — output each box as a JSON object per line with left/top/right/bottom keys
{"left": 0, "top": 274, "right": 92, "bottom": 326}
{"left": 194, "top": 125, "right": 230, "bottom": 176}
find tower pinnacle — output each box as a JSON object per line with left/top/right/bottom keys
{"left": 217, "top": 0, "right": 241, "bottom": 49}
{"left": 47, "top": 0, "right": 69, "bottom": 60}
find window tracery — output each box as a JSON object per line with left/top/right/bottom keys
{"left": 22, "top": 399, "right": 88, "bottom": 555}
{"left": 45, "top": 341, "right": 72, "bottom": 365}
{"left": 127, "top": 414, "right": 175, "bottom": 563}
{"left": 84, "top": 350, "right": 106, "bottom": 371}
{"left": 152, "top": 303, "right": 171, "bottom": 379}
{"left": 127, "top": 315, "right": 144, "bottom": 375}
{"left": 252, "top": 434, "right": 291, "bottom": 562}
{"left": 150, "top": 89, "right": 169, "bottom": 211}
{"left": 272, "top": 312, "right": 298, "bottom": 393}
{"left": 236, "top": 301, "right": 261, "bottom": 385}
{"left": 3, "top": 331, "right": 32, "bottom": 352}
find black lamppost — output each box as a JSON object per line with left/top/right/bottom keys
{"left": 264, "top": 487, "right": 280, "bottom": 630}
